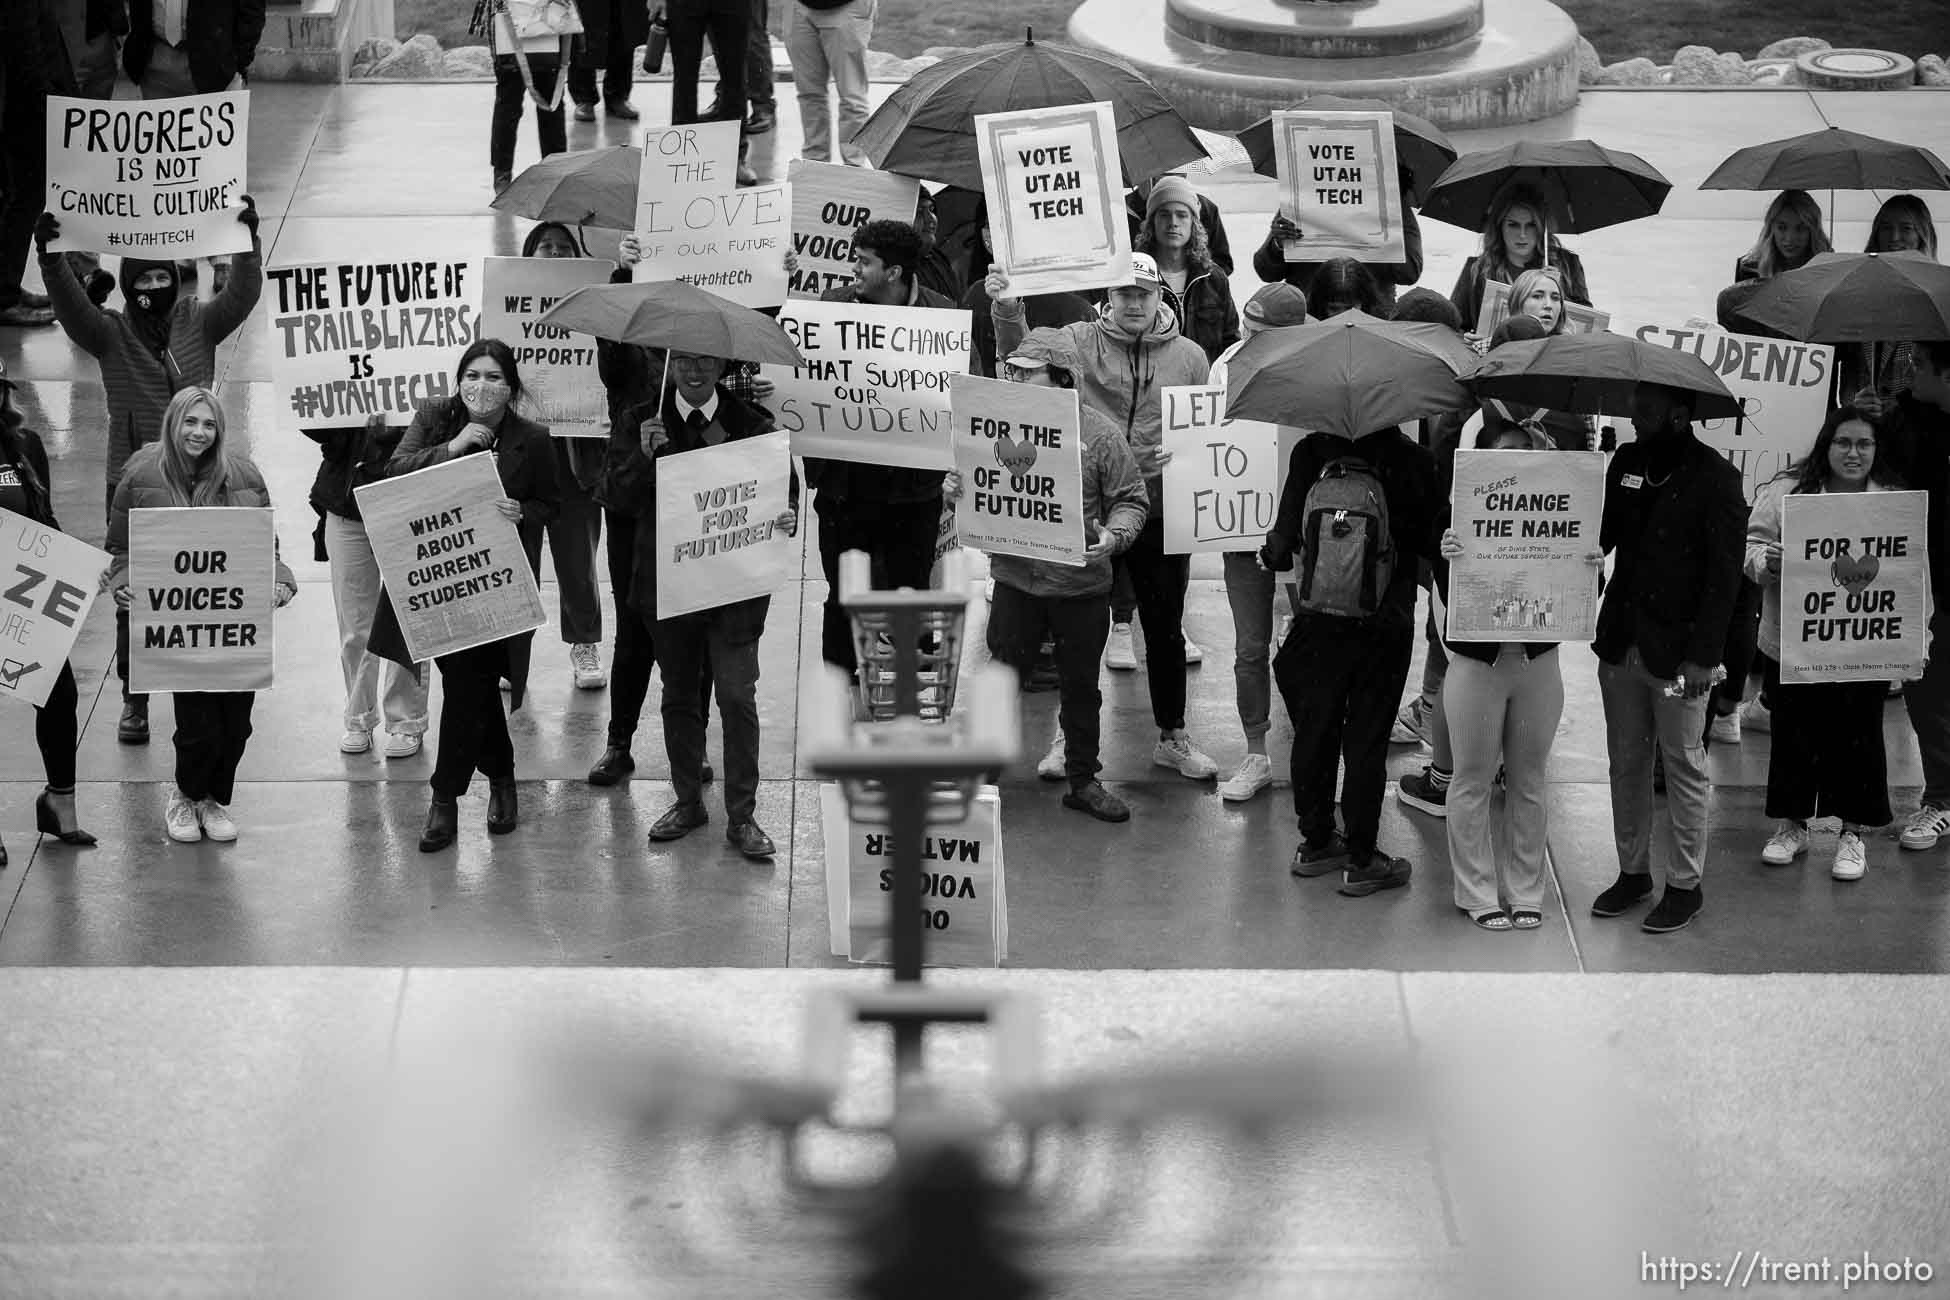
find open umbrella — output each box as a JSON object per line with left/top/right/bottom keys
{"left": 490, "top": 146, "right": 641, "bottom": 229}
{"left": 537, "top": 280, "right": 807, "bottom": 364}
{"left": 1701, "top": 126, "right": 1950, "bottom": 192}
{"left": 849, "top": 32, "right": 1208, "bottom": 192}
{"left": 1721, "top": 251, "right": 1950, "bottom": 343}
{"left": 1419, "top": 139, "right": 1672, "bottom": 234}
{"left": 1459, "top": 333, "right": 1744, "bottom": 421}
{"left": 1234, "top": 97, "right": 1457, "bottom": 197}
{"left": 1224, "top": 312, "right": 1477, "bottom": 437}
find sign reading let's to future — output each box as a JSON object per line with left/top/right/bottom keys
{"left": 44, "top": 91, "right": 251, "bottom": 259}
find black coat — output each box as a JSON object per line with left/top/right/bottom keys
{"left": 804, "top": 280, "right": 955, "bottom": 507}
{"left": 577, "top": 0, "right": 648, "bottom": 68}
{"left": 124, "top": 0, "right": 265, "bottom": 89}
{"left": 1250, "top": 204, "right": 1426, "bottom": 308}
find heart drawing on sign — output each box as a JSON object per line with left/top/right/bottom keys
{"left": 995, "top": 435, "right": 1038, "bottom": 474}
{"left": 1831, "top": 553, "right": 1880, "bottom": 595}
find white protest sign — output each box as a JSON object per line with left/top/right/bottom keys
{"left": 266, "top": 260, "right": 479, "bottom": 431}
{"left": 654, "top": 430, "right": 796, "bottom": 621}
{"left": 768, "top": 299, "right": 970, "bottom": 470}
{"left": 634, "top": 121, "right": 787, "bottom": 307}
{"left": 1446, "top": 450, "right": 1605, "bottom": 643}
{"left": 1476, "top": 281, "right": 1611, "bottom": 341}
{"left": 1160, "top": 384, "right": 1280, "bottom": 554}
{"left": 823, "top": 781, "right": 1008, "bottom": 967}
{"left": 129, "top": 507, "right": 276, "bottom": 694}
{"left": 950, "top": 375, "right": 1084, "bottom": 566}
{"left": 45, "top": 91, "right": 250, "bottom": 259}
{"left": 0, "top": 508, "right": 109, "bottom": 710}
{"left": 786, "top": 160, "right": 921, "bottom": 299}
{"left": 976, "top": 101, "right": 1131, "bottom": 297}
{"left": 1781, "top": 490, "right": 1930, "bottom": 684}
{"left": 481, "top": 257, "right": 613, "bottom": 438}
{"left": 1272, "top": 110, "right": 1404, "bottom": 264}
{"left": 353, "top": 454, "right": 546, "bottom": 662}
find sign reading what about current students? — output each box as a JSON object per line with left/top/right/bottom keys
{"left": 822, "top": 782, "right": 1008, "bottom": 968}
{"left": 949, "top": 375, "right": 1084, "bottom": 566}
{"left": 480, "top": 257, "right": 613, "bottom": 438}
{"left": 353, "top": 454, "right": 546, "bottom": 662}
{"left": 767, "top": 299, "right": 970, "bottom": 471}
{"left": 1781, "top": 490, "right": 1930, "bottom": 685}
{"left": 1160, "top": 384, "right": 1281, "bottom": 555}
{"left": 1272, "top": 110, "right": 1404, "bottom": 265}
{"left": 44, "top": 91, "right": 250, "bottom": 260}
{"left": 975, "top": 101, "right": 1131, "bottom": 297}
{"left": 653, "top": 430, "right": 796, "bottom": 621}
{"left": 266, "top": 260, "right": 479, "bottom": 431}
{"left": 1446, "top": 450, "right": 1605, "bottom": 643}
{"left": 786, "top": 160, "right": 921, "bottom": 300}
{"left": 634, "top": 121, "right": 789, "bottom": 308}
{"left": 129, "top": 507, "right": 276, "bottom": 694}
{"left": 0, "top": 507, "right": 110, "bottom": 710}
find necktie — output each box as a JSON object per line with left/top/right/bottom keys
{"left": 687, "top": 409, "right": 709, "bottom": 434}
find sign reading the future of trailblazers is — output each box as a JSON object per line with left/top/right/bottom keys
{"left": 44, "top": 91, "right": 251, "bottom": 259}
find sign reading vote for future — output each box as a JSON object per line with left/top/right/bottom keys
{"left": 267, "top": 260, "right": 479, "bottom": 430}
{"left": 1781, "top": 490, "right": 1930, "bottom": 685}
{"left": 654, "top": 430, "right": 797, "bottom": 621}
{"left": 767, "top": 300, "right": 970, "bottom": 470}
{"left": 785, "top": 160, "right": 920, "bottom": 299}
{"left": 1160, "top": 384, "right": 1282, "bottom": 555}
{"left": 353, "top": 454, "right": 546, "bottom": 662}
{"left": 950, "top": 375, "right": 1084, "bottom": 566}
{"left": 0, "top": 508, "right": 109, "bottom": 710}
{"left": 634, "top": 121, "right": 789, "bottom": 308}
{"left": 129, "top": 507, "right": 276, "bottom": 694}
{"left": 1272, "top": 110, "right": 1404, "bottom": 264}
{"left": 44, "top": 91, "right": 250, "bottom": 259}
{"left": 975, "top": 101, "right": 1131, "bottom": 296}
{"left": 480, "top": 257, "right": 612, "bottom": 438}
{"left": 1446, "top": 451, "right": 1605, "bottom": 643}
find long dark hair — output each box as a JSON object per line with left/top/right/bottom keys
{"left": 1787, "top": 404, "right": 1901, "bottom": 494}
{"left": 520, "top": 221, "right": 586, "bottom": 258}
{"left": 1311, "top": 258, "right": 1387, "bottom": 319}
{"left": 450, "top": 337, "right": 527, "bottom": 422}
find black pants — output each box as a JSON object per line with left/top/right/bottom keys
{"left": 431, "top": 642, "right": 516, "bottom": 798}
{"left": 737, "top": 0, "right": 773, "bottom": 110}
{"left": 0, "top": 71, "right": 44, "bottom": 309}
{"left": 1274, "top": 613, "right": 1415, "bottom": 856}
{"left": 36, "top": 662, "right": 80, "bottom": 790}
{"left": 654, "top": 610, "right": 762, "bottom": 822}
{"left": 568, "top": 5, "right": 635, "bottom": 105}
{"left": 491, "top": 54, "right": 567, "bottom": 175}
{"left": 106, "top": 484, "right": 145, "bottom": 704}
{"left": 1714, "top": 576, "right": 1764, "bottom": 714}
{"left": 603, "top": 507, "right": 711, "bottom": 749}
{"left": 816, "top": 495, "right": 942, "bottom": 672}
{"left": 987, "top": 583, "right": 1111, "bottom": 788}
{"left": 173, "top": 691, "right": 255, "bottom": 805}
{"left": 1763, "top": 657, "right": 1892, "bottom": 827}
{"left": 1122, "top": 517, "right": 1190, "bottom": 731}
{"left": 670, "top": 8, "right": 749, "bottom": 130}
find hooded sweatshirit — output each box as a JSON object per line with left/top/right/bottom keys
{"left": 986, "top": 404, "right": 1150, "bottom": 601}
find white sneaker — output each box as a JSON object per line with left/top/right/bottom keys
{"left": 1738, "top": 697, "right": 1771, "bottom": 733}
{"left": 198, "top": 799, "right": 238, "bottom": 843}
{"left": 984, "top": 578, "right": 995, "bottom": 603}
{"left": 1901, "top": 804, "right": 1950, "bottom": 851}
{"left": 1708, "top": 712, "right": 1741, "bottom": 744}
{"left": 1831, "top": 830, "right": 1867, "bottom": 881}
{"left": 1153, "top": 733, "right": 1219, "bottom": 780}
{"left": 1183, "top": 635, "right": 1204, "bottom": 665}
{"left": 1036, "top": 732, "right": 1067, "bottom": 781}
{"left": 1389, "top": 702, "right": 1427, "bottom": 746}
{"left": 571, "top": 643, "right": 608, "bottom": 690}
{"left": 383, "top": 732, "right": 424, "bottom": 759}
{"left": 1274, "top": 614, "right": 1294, "bottom": 651}
{"left": 165, "top": 793, "right": 202, "bottom": 843}
{"left": 1105, "top": 623, "right": 1137, "bottom": 670}
{"left": 1760, "top": 820, "right": 1808, "bottom": 866}
{"left": 1218, "top": 752, "right": 1273, "bottom": 802}
{"left": 339, "top": 728, "right": 373, "bottom": 754}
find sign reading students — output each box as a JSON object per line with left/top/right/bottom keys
{"left": 480, "top": 257, "right": 612, "bottom": 437}
{"left": 950, "top": 374, "right": 1084, "bottom": 565}
{"left": 786, "top": 161, "right": 920, "bottom": 299}
{"left": 1271, "top": 110, "right": 1404, "bottom": 264}
{"left": 0, "top": 508, "right": 109, "bottom": 710}
{"left": 633, "top": 121, "right": 789, "bottom": 308}
{"left": 1446, "top": 450, "right": 1605, "bottom": 642}
{"left": 1780, "top": 490, "right": 1930, "bottom": 684}
{"left": 766, "top": 299, "right": 970, "bottom": 470}
{"left": 44, "top": 90, "right": 250, "bottom": 259}
{"left": 129, "top": 507, "right": 277, "bottom": 693}
{"left": 975, "top": 101, "right": 1131, "bottom": 296}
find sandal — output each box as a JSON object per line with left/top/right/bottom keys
{"left": 1465, "top": 908, "right": 1512, "bottom": 931}
{"left": 1509, "top": 909, "right": 1543, "bottom": 930}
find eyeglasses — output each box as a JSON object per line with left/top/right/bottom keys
{"left": 1833, "top": 438, "right": 1877, "bottom": 453}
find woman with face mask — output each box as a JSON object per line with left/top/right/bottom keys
{"left": 361, "top": 340, "right": 562, "bottom": 853}
{"left": 103, "top": 387, "right": 298, "bottom": 845}
{"left": 1448, "top": 183, "right": 1590, "bottom": 346}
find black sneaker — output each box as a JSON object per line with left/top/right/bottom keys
{"left": 1396, "top": 768, "right": 1447, "bottom": 818}
{"left": 1340, "top": 853, "right": 1411, "bottom": 897}
{"left": 1062, "top": 781, "right": 1129, "bottom": 823}
{"left": 1641, "top": 885, "right": 1703, "bottom": 934}
{"left": 1590, "top": 872, "right": 1654, "bottom": 917}
{"left": 1290, "top": 832, "right": 1350, "bottom": 877}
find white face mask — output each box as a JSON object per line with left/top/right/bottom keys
{"left": 460, "top": 376, "right": 511, "bottom": 420}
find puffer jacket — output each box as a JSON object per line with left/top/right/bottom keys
{"left": 105, "top": 442, "right": 295, "bottom": 590}
{"left": 986, "top": 404, "right": 1150, "bottom": 600}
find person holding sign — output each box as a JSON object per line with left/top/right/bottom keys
{"left": 1253, "top": 164, "right": 1425, "bottom": 312}
{"left": 1135, "top": 175, "right": 1238, "bottom": 364}
{"left": 362, "top": 339, "right": 561, "bottom": 854}
{"left": 1882, "top": 342, "right": 1950, "bottom": 851}
{"left": 1500, "top": 267, "right": 1595, "bottom": 454}
{"left": 1447, "top": 184, "right": 1590, "bottom": 351}
{"left": 104, "top": 387, "right": 296, "bottom": 845}
{"left": 1745, "top": 406, "right": 1909, "bottom": 881}
{"left": 1843, "top": 197, "right": 1938, "bottom": 418}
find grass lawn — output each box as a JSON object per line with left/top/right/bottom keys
{"left": 395, "top": 0, "right": 1945, "bottom": 64}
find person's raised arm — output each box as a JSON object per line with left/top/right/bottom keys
{"left": 35, "top": 216, "right": 113, "bottom": 357}
{"left": 203, "top": 196, "right": 264, "bottom": 342}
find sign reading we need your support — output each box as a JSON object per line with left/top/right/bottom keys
{"left": 767, "top": 300, "right": 970, "bottom": 470}
{"left": 129, "top": 507, "right": 276, "bottom": 694}
{"left": 45, "top": 91, "right": 250, "bottom": 259}
{"left": 0, "top": 508, "right": 109, "bottom": 710}
{"left": 634, "top": 121, "right": 789, "bottom": 308}
{"left": 786, "top": 161, "right": 920, "bottom": 299}
{"left": 1781, "top": 490, "right": 1930, "bottom": 685}
{"left": 976, "top": 101, "right": 1131, "bottom": 296}
{"left": 480, "top": 257, "right": 612, "bottom": 438}
{"left": 654, "top": 430, "right": 797, "bottom": 621}
{"left": 1446, "top": 450, "right": 1605, "bottom": 643}
{"left": 950, "top": 375, "right": 1084, "bottom": 566}
{"left": 1273, "top": 110, "right": 1404, "bottom": 264}
{"left": 267, "top": 260, "right": 479, "bottom": 431}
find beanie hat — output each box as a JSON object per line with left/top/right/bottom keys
{"left": 1242, "top": 282, "right": 1310, "bottom": 330}
{"left": 1144, "top": 174, "right": 1199, "bottom": 222}
{"left": 1488, "top": 313, "right": 1549, "bottom": 350}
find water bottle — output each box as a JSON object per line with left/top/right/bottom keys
{"left": 642, "top": 8, "right": 668, "bottom": 74}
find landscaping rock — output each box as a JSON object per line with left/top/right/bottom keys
{"left": 1919, "top": 54, "right": 1950, "bottom": 86}
{"left": 441, "top": 45, "right": 494, "bottom": 77}
{"left": 1746, "top": 58, "right": 1803, "bottom": 86}
{"left": 1575, "top": 37, "right": 1603, "bottom": 86}
{"left": 351, "top": 36, "right": 399, "bottom": 74}
{"left": 1600, "top": 57, "right": 1663, "bottom": 87}
{"left": 365, "top": 33, "right": 443, "bottom": 79}
{"left": 1757, "top": 36, "right": 1830, "bottom": 60}
{"left": 1670, "top": 44, "right": 1752, "bottom": 85}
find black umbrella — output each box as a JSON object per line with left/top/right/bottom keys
{"left": 1702, "top": 126, "right": 1950, "bottom": 192}
{"left": 1459, "top": 333, "right": 1744, "bottom": 421}
{"left": 1420, "top": 139, "right": 1672, "bottom": 234}
{"left": 1722, "top": 251, "right": 1950, "bottom": 343}
{"left": 1234, "top": 97, "right": 1458, "bottom": 198}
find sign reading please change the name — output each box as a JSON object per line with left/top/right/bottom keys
{"left": 0, "top": 508, "right": 109, "bottom": 710}
{"left": 44, "top": 91, "right": 250, "bottom": 259}
{"left": 950, "top": 375, "right": 1084, "bottom": 566}
{"left": 480, "top": 257, "right": 612, "bottom": 438}
{"left": 129, "top": 507, "right": 276, "bottom": 694}
{"left": 976, "top": 102, "right": 1131, "bottom": 297}
{"left": 1780, "top": 490, "right": 1930, "bottom": 684}
{"left": 1272, "top": 110, "right": 1404, "bottom": 264}
{"left": 767, "top": 299, "right": 970, "bottom": 470}
{"left": 1446, "top": 450, "right": 1604, "bottom": 643}
{"left": 654, "top": 431, "right": 796, "bottom": 621}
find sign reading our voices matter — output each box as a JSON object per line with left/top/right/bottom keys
{"left": 786, "top": 160, "right": 920, "bottom": 299}
{"left": 634, "top": 121, "right": 788, "bottom": 308}
{"left": 1780, "top": 490, "right": 1930, "bottom": 684}
{"left": 950, "top": 374, "right": 1084, "bottom": 566}
{"left": 0, "top": 508, "right": 110, "bottom": 710}
{"left": 129, "top": 507, "right": 276, "bottom": 694}
{"left": 1272, "top": 110, "right": 1404, "bottom": 264}
{"left": 44, "top": 91, "right": 250, "bottom": 259}
{"left": 480, "top": 257, "right": 612, "bottom": 437}
{"left": 822, "top": 782, "right": 1009, "bottom": 968}
{"left": 975, "top": 101, "right": 1131, "bottom": 296}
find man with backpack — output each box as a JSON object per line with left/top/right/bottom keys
{"left": 1261, "top": 426, "right": 1439, "bottom": 896}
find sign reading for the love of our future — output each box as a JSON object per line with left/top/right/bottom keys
{"left": 1272, "top": 110, "right": 1405, "bottom": 264}
{"left": 44, "top": 91, "right": 251, "bottom": 259}
{"left": 353, "top": 454, "right": 547, "bottom": 662}
{"left": 786, "top": 160, "right": 921, "bottom": 299}
{"left": 634, "top": 121, "right": 788, "bottom": 308}
{"left": 823, "top": 782, "right": 1009, "bottom": 967}
{"left": 766, "top": 299, "right": 970, "bottom": 470}
{"left": 266, "top": 260, "right": 479, "bottom": 431}
{"left": 480, "top": 257, "right": 612, "bottom": 438}
{"left": 1780, "top": 490, "right": 1931, "bottom": 685}
{"left": 0, "top": 508, "right": 110, "bottom": 710}
{"left": 1446, "top": 450, "right": 1605, "bottom": 643}
{"left": 975, "top": 101, "right": 1131, "bottom": 297}
{"left": 949, "top": 374, "right": 1084, "bottom": 566}
{"left": 653, "top": 430, "right": 797, "bottom": 621}
{"left": 129, "top": 507, "right": 276, "bottom": 694}
{"left": 1159, "top": 384, "right": 1283, "bottom": 555}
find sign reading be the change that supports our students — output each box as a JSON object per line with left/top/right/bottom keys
{"left": 766, "top": 299, "right": 970, "bottom": 470}
{"left": 1780, "top": 490, "right": 1930, "bottom": 684}
{"left": 480, "top": 257, "right": 613, "bottom": 438}
{"left": 975, "top": 101, "right": 1131, "bottom": 296}
{"left": 44, "top": 91, "right": 250, "bottom": 259}
{"left": 1447, "top": 450, "right": 1605, "bottom": 643}
{"left": 633, "top": 121, "right": 789, "bottom": 308}
{"left": 1272, "top": 110, "right": 1404, "bottom": 264}
{"left": 654, "top": 430, "right": 796, "bottom": 621}
{"left": 266, "top": 260, "right": 479, "bottom": 431}
{"left": 129, "top": 507, "right": 276, "bottom": 694}
{"left": 822, "top": 782, "right": 1008, "bottom": 967}
{"left": 950, "top": 375, "right": 1084, "bottom": 566}
{"left": 786, "top": 161, "right": 920, "bottom": 299}
{"left": 0, "top": 508, "right": 109, "bottom": 710}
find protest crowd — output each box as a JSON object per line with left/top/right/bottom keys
{"left": 4, "top": 0, "right": 1950, "bottom": 949}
